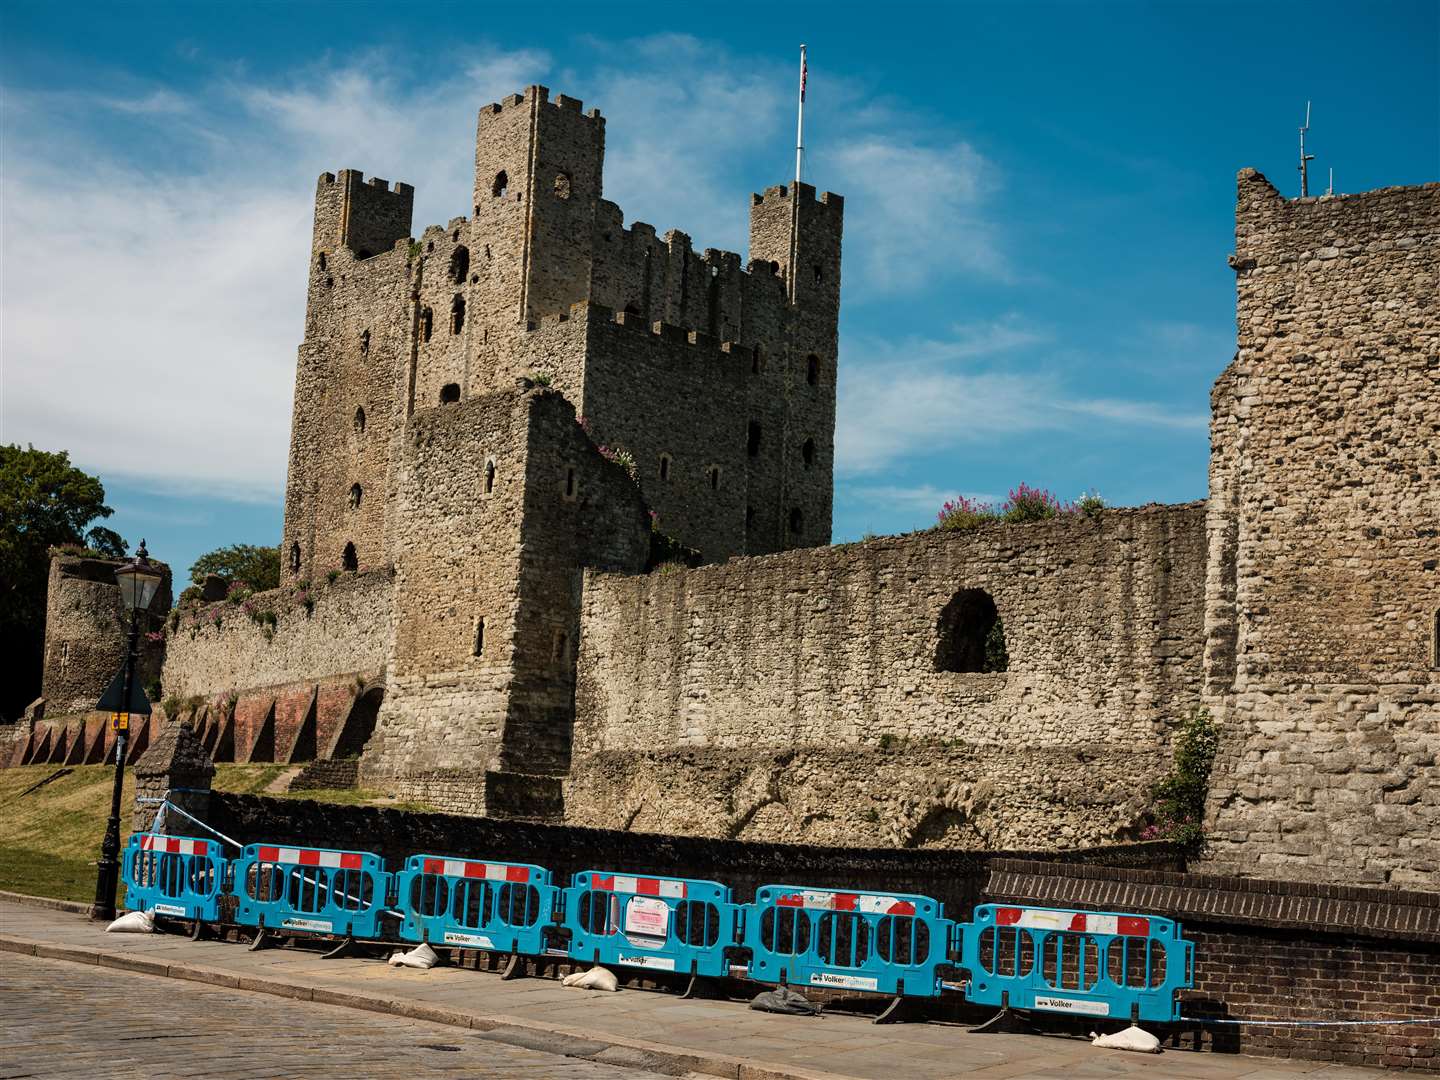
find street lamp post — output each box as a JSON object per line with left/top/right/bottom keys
{"left": 91, "top": 539, "right": 164, "bottom": 922}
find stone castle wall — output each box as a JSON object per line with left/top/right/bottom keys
{"left": 1202, "top": 174, "right": 1440, "bottom": 888}
{"left": 570, "top": 502, "right": 1207, "bottom": 848}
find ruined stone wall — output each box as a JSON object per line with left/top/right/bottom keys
{"left": 571, "top": 503, "right": 1207, "bottom": 848}
{"left": 41, "top": 553, "right": 171, "bottom": 714}
{"left": 159, "top": 569, "right": 393, "bottom": 699}
{"left": 1203, "top": 174, "right": 1440, "bottom": 889}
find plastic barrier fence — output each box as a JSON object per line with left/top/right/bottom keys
{"left": 395, "top": 855, "right": 556, "bottom": 956}
{"left": 562, "top": 871, "right": 739, "bottom": 978}
{"left": 232, "top": 843, "right": 389, "bottom": 940}
{"left": 744, "top": 885, "right": 952, "bottom": 997}
{"left": 959, "top": 903, "right": 1194, "bottom": 1022}
{"left": 122, "top": 833, "right": 225, "bottom": 922}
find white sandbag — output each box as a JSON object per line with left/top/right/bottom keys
{"left": 105, "top": 909, "right": 155, "bottom": 933}
{"left": 561, "top": 965, "right": 620, "bottom": 991}
{"left": 386, "top": 942, "right": 439, "bottom": 969}
{"left": 1090, "top": 1025, "right": 1161, "bottom": 1053}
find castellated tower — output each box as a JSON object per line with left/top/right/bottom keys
{"left": 274, "top": 85, "right": 844, "bottom": 811}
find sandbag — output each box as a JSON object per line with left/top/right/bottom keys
{"left": 561, "top": 965, "right": 620, "bottom": 991}
{"left": 749, "top": 987, "right": 822, "bottom": 1016}
{"left": 386, "top": 942, "right": 439, "bottom": 969}
{"left": 105, "top": 909, "right": 155, "bottom": 934}
{"left": 1090, "top": 1025, "right": 1161, "bottom": 1053}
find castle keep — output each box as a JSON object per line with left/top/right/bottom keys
{"left": 17, "top": 87, "right": 1438, "bottom": 891}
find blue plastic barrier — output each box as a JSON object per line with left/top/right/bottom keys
{"left": 960, "top": 903, "right": 1193, "bottom": 1022}
{"left": 232, "top": 842, "right": 389, "bottom": 939}
{"left": 395, "top": 855, "right": 556, "bottom": 955}
{"left": 744, "top": 885, "right": 951, "bottom": 997}
{"left": 122, "top": 833, "right": 225, "bottom": 922}
{"left": 563, "top": 870, "right": 739, "bottom": 978}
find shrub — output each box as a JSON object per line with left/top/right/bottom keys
{"left": 529, "top": 371, "right": 553, "bottom": 387}
{"left": 936, "top": 495, "right": 997, "bottom": 531}
{"left": 1000, "top": 483, "right": 1066, "bottom": 523}
{"left": 1077, "top": 489, "right": 1105, "bottom": 517}
{"left": 1143, "top": 708, "right": 1220, "bottom": 845}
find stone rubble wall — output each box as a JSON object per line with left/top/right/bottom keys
{"left": 1202, "top": 173, "right": 1440, "bottom": 889}
{"left": 571, "top": 502, "right": 1207, "bottom": 848}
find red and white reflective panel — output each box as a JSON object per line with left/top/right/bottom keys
{"left": 140, "top": 835, "right": 208, "bottom": 857}
{"left": 422, "top": 858, "right": 530, "bottom": 883}
{"left": 776, "top": 891, "right": 917, "bottom": 916}
{"left": 257, "top": 846, "right": 363, "bottom": 870}
{"left": 591, "top": 874, "right": 686, "bottom": 898}
{"left": 995, "top": 907, "right": 1150, "bottom": 937}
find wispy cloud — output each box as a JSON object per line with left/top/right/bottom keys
{"left": 1053, "top": 398, "right": 1208, "bottom": 429}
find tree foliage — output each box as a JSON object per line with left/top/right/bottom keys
{"left": 0, "top": 444, "right": 125, "bottom": 719}
{"left": 188, "top": 544, "right": 281, "bottom": 592}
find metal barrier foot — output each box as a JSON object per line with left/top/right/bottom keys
{"left": 189, "top": 918, "right": 206, "bottom": 942}
{"left": 321, "top": 936, "right": 359, "bottom": 960}
{"left": 248, "top": 928, "right": 271, "bottom": 952}
{"left": 499, "top": 952, "right": 523, "bottom": 980}
{"left": 874, "top": 995, "right": 910, "bottom": 1025}
{"left": 968, "top": 993, "right": 1040, "bottom": 1035}
{"left": 680, "top": 974, "right": 698, "bottom": 999}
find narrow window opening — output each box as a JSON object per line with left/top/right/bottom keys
{"left": 440, "top": 383, "right": 460, "bottom": 404}
{"left": 317, "top": 252, "right": 327, "bottom": 270}
{"left": 813, "top": 264, "right": 823, "bottom": 284}
{"left": 934, "top": 589, "right": 1007, "bottom": 673}
{"left": 554, "top": 173, "right": 571, "bottom": 199}
{"left": 707, "top": 466, "right": 721, "bottom": 491}
{"left": 348, "top": 483, "right": 363, "bottom": 509}
{"left": 289, "top": 542, "right": 301, "bottom": 574}
{"left": 360, "top": 329, "right": 370, "bottom": 355}
{"left": 745, "top": 506, "right": 755, "bottom": 530}
{"left": 492, "top": 171, "right": 508, "bottom": 198}
{"left": 807, "top": 354, "right": 820, "bottom": 386}
{"left": 1433, "top": 609, "right": 1440, "bottom": 669}
{"left": 324, "top": 276, "right": 333, "bottom": 288}
{"left": 420, "top": 307, "right": 433, "bottom": 342}
{"left": 752, "top": 345, "right": 765, "bottom": 374}
{"left": 769, "top": 260, "right": 780, "bottom": 275}
{"left": 658, "top": 454, "right": 671, "bottom": 481}
{"left": 452, "top": 228, "right": 460, "bottom": 242}
{"left": 802, "top": 438, "right": 815, "bottom": 468}
{"left": 485, "top": 459, "right": 496, "bottom": 494}
{"left": 342, "top": 542, "right": 358, "bottom": 573}
{"left": 553, "top": 629, "right": 570, "bottom": 663}
{"left": 565, "top": 467, "right": 576, "bottom": 499}
{"left": 747, "top": 420, "right": 762, "bottom": 457}
{"left": 353, "top": 406, "right": 366, "bottom": 434}
{"left": 789, "top": 507, "right": 803, "bottom": 535}
{"left": 426, "top": 241, "right": 434, "bottom": 253}
{"left": 473, "top": 617, "right": 485, "bottom": 657}
{"left": 449, "top": 246, "right": 469, "bottom": 284}
{"left": 451, "top": 294, "right": 466, "bottom": 334}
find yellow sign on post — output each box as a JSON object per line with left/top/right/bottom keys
{"left": 112, "top": 711, "right": 129, "bottom": 732}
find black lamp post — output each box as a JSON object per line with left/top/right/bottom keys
{"left": 91, "top": 539, "right": 164, "bottom": 922}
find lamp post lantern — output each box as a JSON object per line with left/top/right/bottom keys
{"left": 91, "top": 539, "right": 164, "bottom": 922}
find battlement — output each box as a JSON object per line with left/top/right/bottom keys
{"left": 313, "top": 168, "right": 415, "bottom": 262}
{"left": 751, "top": 181, "right": 844, "bottom": 214}
{"left": 478, "top": 84, "right": 605, "bottom": 125}
{"left": 316, "top": 169, "right": 415, "bottom": 198}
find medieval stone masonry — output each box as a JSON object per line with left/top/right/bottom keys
{"left": 20, "top": 86, "right": 1438, "bottom": 892}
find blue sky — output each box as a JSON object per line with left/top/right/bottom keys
{"left": 3, "top": 1, "right": 1436, "bottom": 580}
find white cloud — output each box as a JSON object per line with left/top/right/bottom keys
{"left": 846, "top": 483, "right": 998, "bottom": 514}
{"left": 1053, "top": 398, "right": 1208, "bottom": 429}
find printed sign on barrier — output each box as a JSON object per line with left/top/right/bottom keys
{"left": 743, "top": 883, "right": 951, "bottom": 998}
{"left": 562, "top": 870, "right": 738, "bottom": 979}
{"left": 959, "top": 903, "right": 1194, "bottom": 1023}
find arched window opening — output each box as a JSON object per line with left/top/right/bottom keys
{"left": 934, "top": 589, "right": 1008, "bottom": 674}
{"left": 473, "top": 617, "right": 486, "bottom": 657}
{"left": 353, "top": 406, "right": 366, "bottom": 435}
{"left": 289, "top": 542, "right": 301, "bottom": 574}
{"left": 485, "top": 459, "right": 496, "bottom": 495}
{"left": 452, "top": 228, "right": 460, "bottom": 242}
{"left": 492, "top": 171, "right": 508, "bottom": 198}
{"left": 342, "top": 542, "right": 358, "bottom": 573}
{"left": 769, "top": 260, "right": 780, "bottom": 275}
{"left": 707, "top": 465, "right": 721, "bottom": 491}
{"left": 449, "top": 246, "right": 469, "bottom": 284}
{"left": 658, "top": 454, "right": 672, "bottom": 481}
{"left": 747, "top": 421, "right": 762, "bottom": 457}
{"left": 420, "top": 307, "right": 433, "bottom": 343}
{"left": 788, "top": 507, "right": 803, "bottom": 536}
{"left": 360, "top": 329, "right": 370, "bottom": 355}
{"left": 348, "top": 483, "right": 363, "bottom": 509}
{"left": 807, "top": 354, "right": 820, "bottom": 386}
{"left": 802, "top": 438, "right": 815, "bottom": 468}
{"left": 451, "top": 294, "right": 466, "bottom": 334}
{"left": 440, "top": 383, "right": 461, "bottom": 404}
{"left": 554, "top": 173, "right": 571, "bottom": 199}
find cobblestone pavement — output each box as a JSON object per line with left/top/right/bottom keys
{"left": 1, "top": 954, "right": 658, "bottom": 1080}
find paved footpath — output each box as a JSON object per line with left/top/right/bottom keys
{"left": 0, "top": 899, "right": 1393, "bottom": 1080}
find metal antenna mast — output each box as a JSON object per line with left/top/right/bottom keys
{"left": 1327, "top": 167, "right": 1334, "bottom": 197}
{"left": 1298, "top": 101, "right": 1315, "bottom": 197}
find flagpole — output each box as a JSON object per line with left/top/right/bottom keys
{"left": 795, "top": 43, "right": 807, "bottom": 184}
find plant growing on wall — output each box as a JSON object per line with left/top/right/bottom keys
{"left": 1143, "top": 707, "right": 1219, "bottom": 845}
{"left": 1000, "top": 483, "right": 1067, "bottom": 523}
{"left": 936, "top": 495, "right": 997, "bottom": 531}
{"left": 1076, "top": 489, "right": 1105, "bottom": 517}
